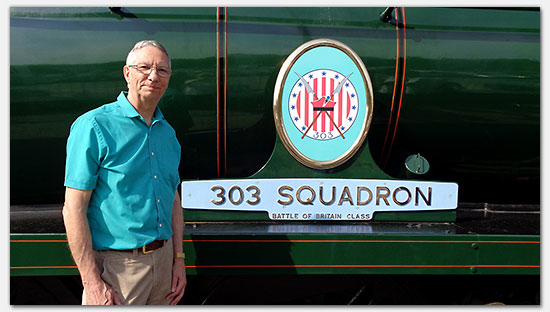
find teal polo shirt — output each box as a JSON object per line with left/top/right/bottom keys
{"left": 64, "top": 91, "right": 181, "bottom": 251}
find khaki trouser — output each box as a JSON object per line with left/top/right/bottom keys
{"left": 83, "top": 238, "right": 174, "bottom": 305}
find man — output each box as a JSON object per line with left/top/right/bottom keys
{"left": 62, "top": 40, "right": 186, "bottom": 305}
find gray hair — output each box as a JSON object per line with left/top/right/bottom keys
{"left": 126, "top": 40, "right": 171, "bottom": 68}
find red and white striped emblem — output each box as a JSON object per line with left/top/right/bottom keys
{"left": 289, "top": 69, "right": 359, "bottom": 140}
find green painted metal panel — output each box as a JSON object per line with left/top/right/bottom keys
{"left": 11, "top": 232, "right": 539, "bottom": 277}
{"left": 10, "top": 234, "right": 77, "bottom": 276}
{"left": 367, "top": 7, "right": 539, "bottom": 205}
{"left": 10, "top": 7, "right": 540, "bottom": 208}
{"left": 10, "top": 7, "right": 220, "bottom": 205}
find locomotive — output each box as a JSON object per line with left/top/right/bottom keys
{"left": 10, "top": 7, "right": 539, "bottom": 304}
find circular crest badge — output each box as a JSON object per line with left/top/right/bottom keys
{"left": 274, "top": 39, "right": 374, "bottom": 169}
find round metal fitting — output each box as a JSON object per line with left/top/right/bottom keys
{"left": 405, "top": 153, "right": 430, "bottom": 175}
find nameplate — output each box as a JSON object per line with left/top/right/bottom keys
{"left": 181, "top": 179, "right": 458, "bottom": 221}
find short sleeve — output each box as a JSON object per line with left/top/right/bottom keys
{"left": 64, "top": 116, "right": 105, "bottom": 190}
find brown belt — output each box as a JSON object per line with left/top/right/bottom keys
{"left": 119, "top": 240, "right": 166, "bottom": 254}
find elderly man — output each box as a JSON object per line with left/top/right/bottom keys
{"left": 63, "top": 40, "right": 186, "bottom": 305}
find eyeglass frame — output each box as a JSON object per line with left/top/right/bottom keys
{"left": 127, "top": 64, "right": 172, "bottom": 77}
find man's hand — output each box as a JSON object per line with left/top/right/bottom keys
{"left": 166, "top": 258, "right": 187, "bottom": 305}
{"left": 84, "top": 279, "right": 122, "bottom": 305}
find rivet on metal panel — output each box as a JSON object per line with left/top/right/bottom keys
{"left": 471, "top": 243, "right": 479, "bottom": 250}
{"left": 470, "top": 267, "right": 478, "bottom": 273}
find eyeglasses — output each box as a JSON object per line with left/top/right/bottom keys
{"left": 128, "top": 64, "right": 172, "bottom": 77}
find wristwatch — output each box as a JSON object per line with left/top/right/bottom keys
{"left": 175, "top": 252, "right": 185, "bottom": 260}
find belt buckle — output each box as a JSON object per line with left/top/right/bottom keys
{"left": 142, "top": 244, "right": 153, "bottom": 254}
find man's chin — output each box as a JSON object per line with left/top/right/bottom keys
{"left": 141, "top": 91, "right": 163, "bottom": 101}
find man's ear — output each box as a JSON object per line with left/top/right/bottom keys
{"left": 123, "top": 65, "right": 130, "bottom": 84}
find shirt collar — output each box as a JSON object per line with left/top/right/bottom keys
{"left": 117, "top": 91, "right": 165, "bottom": 122}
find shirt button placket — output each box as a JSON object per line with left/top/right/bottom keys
{"left": 148, "top": 125, "right": 162, "bottom": 234}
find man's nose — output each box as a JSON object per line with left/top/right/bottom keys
{"left": 147, "top": 68, "right": 160, "bottom": 80}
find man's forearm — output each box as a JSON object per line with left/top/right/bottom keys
{"left": 168, "top": 189, "right": 187, "bottom": 305}
{"left": 171, "top": 190, "right": 184, "bottom": 254}
{"left": 62, "top": 187, "right": 102, "bottom": 285}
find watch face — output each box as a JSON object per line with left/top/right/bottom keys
{"left": 274, "top": 39, "right": 374, "bottom": 169}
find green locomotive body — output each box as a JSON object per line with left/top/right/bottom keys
{"left": 10, "top": 7, "right": 539, "bottom": 304}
